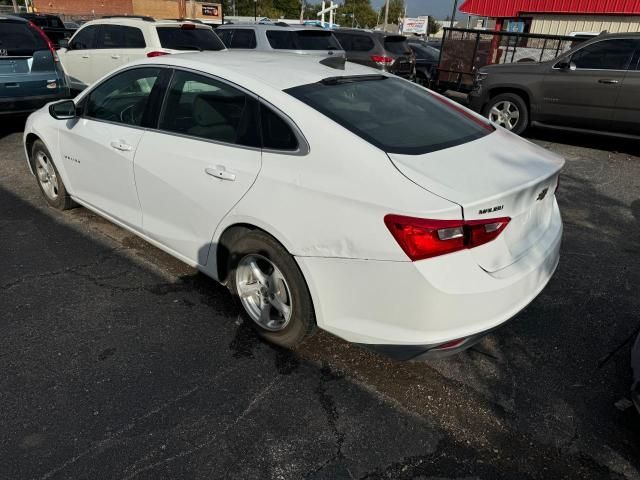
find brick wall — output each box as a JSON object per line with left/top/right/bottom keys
{"left": 32, "top": 0, "right": 221, "bottom": 21}
{"left": 32, "top": 0, "right": 134, "bottom": 16}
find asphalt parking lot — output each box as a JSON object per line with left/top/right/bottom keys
{"left": 1, "top": 118, "right": 639, "bottom": 479}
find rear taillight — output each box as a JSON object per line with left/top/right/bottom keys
{"left": 371, "top": 55, "right": 394, "bottom": 66}
{"left": 28, "top": 21, "right": 59, "bottom": 62}
{"left": 384, "top": 214, "right": 510, "bottom": 261}
{"left": 147, "top": 51, "right": 170, "bottom": 57}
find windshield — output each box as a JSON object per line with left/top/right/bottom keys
{"left": 156, "top": 27, "right": 225, "bottom": 51}
{"left": 0, "top": 20, "right": 48, "bottom": 57}
{"left": 266, "top": 30, "right": 340, "bottom": 50}
{"left": 286, "top": 76, "right": 492, "bottom": 155}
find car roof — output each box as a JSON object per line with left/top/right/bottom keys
{"left": 142, "top": 51, "right": 384, "bottom": 91}
{"left": 0, "top": 15, "right": 29, "bottom": 23}
{"left": 217, "top": 24, "right": 323, "bottom": 31}
{"left": 334, "top": 28, "right": 402, "bottom": 38}
{"left": 80, "top": 17, "right": 210, "bottom": 28}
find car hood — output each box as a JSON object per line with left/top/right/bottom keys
{"left": 479, "top": 62, "right": 545, "bottom": 75}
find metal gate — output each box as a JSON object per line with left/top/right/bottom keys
{"left": 435, "top": 27, "right": 588, "bottom": 92}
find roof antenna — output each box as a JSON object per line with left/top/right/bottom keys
{"left": 320, "top": 55, "right": 346, "bottom": 70}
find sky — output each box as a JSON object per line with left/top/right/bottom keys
{"left": 370, "top": 0, "right": 463, "bottom": 20}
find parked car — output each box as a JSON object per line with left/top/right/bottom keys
{"left": 215, "top": 24, "right": 344, "bottom": 58}
{"left": 333, "top": 29, "right": 415, "bottom": 80}
{"left": 408, "top": 42, "right": 439, "bottom": 86}
{"left": 0, "top": 15, "right": 69, "bottom": 115}
{"left": 23, "top": 52, "right": 563, "bottom": 359}
{"left": 633, "top": 332, "right": 640, "bottom": 413}
{"left": 15, "top": 12, "right": 76, "bottom": 47}
{"left": 468, "top": 33, "right": 640, "bottom": 137}
{"left": 63, "top": 21, "right": 81, "bottom": 30}
{"left": 58, "top": 16, "right": 225, "bottom": 91}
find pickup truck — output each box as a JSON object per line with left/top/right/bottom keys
{"left": 15, "top": 13, "right": 77, "bottom": 47}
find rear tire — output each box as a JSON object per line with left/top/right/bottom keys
{"left": 228, "top": 231, "right": 316, "bottom": 349}
{"left": 483, "top": 92, "right": 529, "bottom": 135}
{"left": 32, "top": 140, "right": 76, "bottom": 210}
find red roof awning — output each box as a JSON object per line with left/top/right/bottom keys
{"left": 460, "top": 0, "right": 640, "bottom": 18}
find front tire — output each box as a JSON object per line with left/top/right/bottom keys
{"left": 483, "top": 92, "right": 529, "bottom": 135}
{"left": 31, "top": 140, "right": 75, "bottom": 210}
{"left": 228, "top": 231, "right": 316, "bottom": 348}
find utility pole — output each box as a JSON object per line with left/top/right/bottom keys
{"left": 449, "top": 0, "right": 459, "bottom": 28}
{"left": 254, "top": 0, "right": 257, "bottom": 21}
{"left": 11, "top": 0, "right": 19, "bottom": 13}
{"left": 383, "top": 0, "right": 389, "bottom": 31}
{"left": 299, "top": 0, "right": 304, "bottom": 22}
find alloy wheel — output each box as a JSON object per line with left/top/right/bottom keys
{"left": 235, "top": 254, "right": 293, "bottom": 332}
{"left": 35, "top": 150, "right": 59, "bottom": 200}
{"left": 488, "top": 100, "right": 520, "bottom": 130}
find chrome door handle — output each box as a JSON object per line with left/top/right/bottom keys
{"left": 598, "top": 79, "right": 619, "bottom": 84}
{"left": 111, "top": 55, "right": 121, "bottom": 59}
{"left": 205, "top": 166, "right": 236, "bottom": 181}
{"left": 110, "top": 140, "right": 132, "bottom": 152}
{"left": 81, "top": 55, "right": 89, "bottom": 58}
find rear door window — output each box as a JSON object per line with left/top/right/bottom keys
{"left": 260, "top": 105, "right": 298, "bottom": 150}
{"left": 159, "top": 70, "right": 260, "bottom": 147}
{"left": 122, "top": 26, "right": 146, "bottom": 48}
{"left": 287, "top": 76, "right": 492, "bottom": 155}
{"left": 266, "top": 30, "right": 340, "bottom": 50}
{"left": 215, "top": 28, "right": 233, "bottom": 47}
{"left": 156, "top": 27, "right": 225, "bottom": 51}
{"left": 571, "top": 39, "right": 637, "bottom": 70}
{"left": 384, "top": 36, "right": 411, "bottom": 55}
{"left": 97, "top": 25, "right": 125, "bottom": 49}
{"left": 230, "top": 29, "right": 257, "bottom": 49}
{"left": 0, "top": 20, "right": 48, "bottom": 56}
{"left": 351, "top": 34, "right": 374, "bottom": 51}
{"left": 70, "top": 25, "right": 98, "bottom": 50}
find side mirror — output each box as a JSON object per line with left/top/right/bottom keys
{"left": 556, "top": 60, "right": 576, "bottom": 71}
{"left": 58, "top": 39, "right": 69, "bottom": 49}
{"left": 49, "top": 100, "right": 77, "bottom": 120}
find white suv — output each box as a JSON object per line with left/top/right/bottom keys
{"left": 58, "top": 16, "right": 225, "bottom": 91}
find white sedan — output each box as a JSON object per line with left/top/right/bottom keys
{"left": 23, "top": 52, "right": 564, "bottom": 360}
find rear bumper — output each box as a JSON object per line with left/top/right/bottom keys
{"left": 296, "top": 199, "right": 562, "bottom": 360}
{"left": 0, "top": 90, "right": 70, "bottom": 115}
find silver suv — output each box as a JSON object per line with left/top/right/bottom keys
{"left": 215, "top": 24, "right": 345, "bottom": 58}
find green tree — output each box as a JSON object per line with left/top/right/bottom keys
{"left": 341, "top": 0, "right": 377, "bottom": 28}
{"left": 427, "top": 16, "right": 441, "bottom": 35}
{"left": 387, "top": 0, "right": 404, "bottom": 25}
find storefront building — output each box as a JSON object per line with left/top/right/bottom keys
{"left": 32, "top": 0, "right": 222, "bottom": 22}
{"left": 460, "top": 0, "right": 640, "bottom": 36}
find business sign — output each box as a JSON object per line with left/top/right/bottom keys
{"left": 202, "top": 4, "right": 219, "bottom": 16}
{"left": 402, "top": 17, "right": 427, "bottom": 35}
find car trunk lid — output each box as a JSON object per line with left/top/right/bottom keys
{"left": 388, "top": 129, "right": 564, "bottom": 272}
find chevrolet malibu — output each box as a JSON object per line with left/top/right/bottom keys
{"left": 23, "top": 52, "right": 564, "bottom": 360}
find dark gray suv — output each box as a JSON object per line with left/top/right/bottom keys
{"left": 332, "top": 29, "right": 415, "bottom": 80}
{"left": 468, "top": 33, "right": 640, "bottom": 138}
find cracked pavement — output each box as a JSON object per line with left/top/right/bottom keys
{"left": 0, "top": 119, "right": 639, "bottom": 479}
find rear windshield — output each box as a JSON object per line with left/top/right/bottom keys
{"left": 266, "top": 30, "right": 340, "bottom": 50}
{"left": 286, "top": 76, "right": 492, "bottom": 155}
{"left": 0, "top": 21, "right": 48, "bottom": 56}
{"left": 156, "top": 27, "right": 225, "bottom": 51}
{"left": 384, "top": 36, "right": 411, "bottom": 55}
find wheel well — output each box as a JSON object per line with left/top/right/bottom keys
{"left": 488, "top": 87, "right": 530, "bottom": 114}
{"left": 216, "top": 223, "right": 260, "bottom": 283}
{"left": 24, "top": 133, "right": 40, "bottom": 173}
